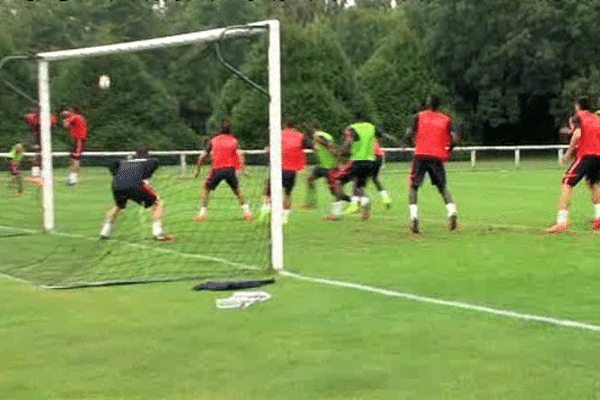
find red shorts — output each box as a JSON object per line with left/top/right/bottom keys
{"left": 70, "top": 138, "right": 86, "bottom": 160}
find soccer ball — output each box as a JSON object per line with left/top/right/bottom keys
{"left": 98, "top": 75, "right": 110, "bottom": 89}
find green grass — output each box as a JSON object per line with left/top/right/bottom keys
{"left": 2, "top": 159, "right": 600, "bottom": 399}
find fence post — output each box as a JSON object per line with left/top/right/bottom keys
{"left": 558, "top": 148, "right": 563, "bottom": 165}
{"left": 180, "top": 153, "right": 187, "bottom": 176}
{"left": 470, "top": 150, "right": 476, "bottom": 168}
{"left": 514, "top": 149, "right": 520, "bottom": 168}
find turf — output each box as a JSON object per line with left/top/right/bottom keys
{"left": 1, "top": 158, "right": 600, "bottom": 399}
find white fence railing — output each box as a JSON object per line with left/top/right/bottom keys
{"left": 2, "top": 145, "right": 569, "bottom": 173}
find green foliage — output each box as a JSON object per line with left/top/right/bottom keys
{"left": 51, "top": 55, "right": 197, "bottom": 151}
{"left": 358, "top": 23, "right": 451, "bottom": 136}
{"left": 212, "top": 22, "right": 373, "bottom": 147}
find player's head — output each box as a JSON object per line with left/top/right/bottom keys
{"left": 352, "top": 107, "right": 368, "bottom": 122}
{"left": 424, "top": 95, "right": 440, "bottom": 111}
{"left": 219, "top": 116, "right": 231, "bottom": 134}
{"left": 135, "top": 147, "right": 149, "bottom": 158}
{"left": 575, "top": 96, "right": 591, "bottom": 111}
{"left": 14, "top": 143, "right": 23, "bottom": 154}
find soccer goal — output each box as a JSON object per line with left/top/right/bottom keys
{"left": 0, "top": 20, "right": 283, "bottom": 288}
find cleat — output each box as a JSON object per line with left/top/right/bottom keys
{"left": 323, "top": 214, "right": 341, "bottom": 221}
{"left": 448, "top": 214, "right": 458, "bottom": 231}
{"left": 299, "top": 203, "right": 315, "bottom": 210}
{"left": 99, "top": 235, "right": 110, "bottom": 240}
{"left": 342, "top": 203, "right": 359, "bottom": 215}
{"left": 383, "top": 199, "right": 392, "bottom": 210}
{"left": 362, "top": 211, "right": 370, "bottom": 222}
{"left": 548, "top": 222, "right": 568, "bottom": 233}
{"left": 244, "top": 212, "right": 253, "bottom": 223}
{"left": 592, "top": 218, "right": 600, "bottom": 231}
{"left": 409, "top": 218, "right": 420, "bottom": 234}
{"left": 192, "top": 214, "right": 206, "bottom": 222}
{"left": 153, "top": 234, "right": 176, "bottom": 242}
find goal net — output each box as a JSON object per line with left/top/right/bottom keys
{"left": 0, "top": 20, "right": 283, "bottom": 288}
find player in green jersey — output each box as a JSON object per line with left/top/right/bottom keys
{"left": 301, "top": 126, "right": 351, "bottom": 209}
{"left": 7, "top": 143, "right": 25, "bottom": 195}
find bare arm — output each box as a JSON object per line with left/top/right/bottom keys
{"left": 563, "top": 128, "right": 581, "bottom": 165}
{"left": 195, "top": 143, "right": 211, "bottom": 178}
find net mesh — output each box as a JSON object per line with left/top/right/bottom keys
{"left": 0, "top": 153, "right": 272, "bottom": 288}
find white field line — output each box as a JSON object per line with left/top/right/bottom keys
{"left": 3, "top": 225, "right": 600, "bottom": 332}
{"left": 280, "top": 270, "right": 600, "bottom": 333}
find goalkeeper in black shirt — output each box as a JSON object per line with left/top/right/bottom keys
{"left": 99, "top": 149, "right": 175, "bottom": 242}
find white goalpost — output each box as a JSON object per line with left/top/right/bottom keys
{"left": 34, "top": 20, "right": 283, "bottom": 274}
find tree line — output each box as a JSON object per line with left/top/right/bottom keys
{"left": 2, "top": 0, "right": 600, "bottom": 152}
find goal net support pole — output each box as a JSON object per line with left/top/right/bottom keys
{"left": 35, "top": 20, "right": 283, "bottom": 270}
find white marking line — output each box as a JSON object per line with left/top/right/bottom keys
{"left": 281, "top": 270, "right": 600, "bottom": 333}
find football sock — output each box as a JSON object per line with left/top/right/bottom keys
{"left": 557, "top": 209, "right": 568, "bottom": 224}
{"left": 380, "top": 190, "right": 390, "bottom": 202}
{"left": 446, "top": 203, "right": 457, "bottom": 217}
{"left": 199, "top": 207, "right": 207, "bottom": 216}
{"left": 152, "top": 221, "right": 163, "bottom": 236}
{"left": 241, "top": 203, "right": 250, "bottom": 214}
{"left": 282, "top": 209, "right": 291, "bottom": 224}
{"left": 360, "top": 196, "right": 370, "bottom": 207}
{"left": 332, "top": 201, "right": 344, "bottom": 215}
{"left": 31, "top": 166, "right": 40, "bottom": 178}
{"left": 594, "top": 204, "right": 600, "bottom": 219}
{"left": 409, "top": 204, "right": 419, "bottom": 220}
{"left": 100, "top": 222, "right": 112, "bottom": 237}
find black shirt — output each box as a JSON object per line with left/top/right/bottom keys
{"left": 109, "top": 158, "right": 159, "bottom": 190}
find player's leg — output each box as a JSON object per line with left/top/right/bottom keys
{"left": 549, "top": 157, "right": 585, "bottom": 232}
{"left": 282, "top": 171, "right": 296, "bottom": 224}
{"left": 429, "top": 160, "right": 457, "bottom": 230}
{"left": 67, "top": 140, "right": 84, "bottom": 185}
{"left": 353, "top": 161, "right": 372, "bottom": 221}
{"left": 226, "top": 170, "right": 252, "bottom": 222}
{"left": 258, "top": 178, "right": 272, "bottom": 222}
{"left": 302, "top": 168, "right": 320, "bottom": 209}
{"left": 193, "top": 176, "right": 214, "bottom": 222}
{"left": 372, "top": 156, "right": 391, "bottom": 209}
{"left": 408, "top": 158, "right": 426, "bottom": 233}
{"left": 99, "top": 188, "right": 126, "bottom": 238}
{"left": 149, "top": 196, "right": 175, "bottom": 241}
{"left": 586, "top": 158, "right": 600, "bottom": 230}
{"left": 324, "top": 164, "right": 352, "bottom": 220}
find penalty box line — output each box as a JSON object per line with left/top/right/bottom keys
{"left": 280, "top": 270, "right": 600, "bottom": 333}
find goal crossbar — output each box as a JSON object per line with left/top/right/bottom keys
{"left": 33, "top": 20, "right": 283, "bottom": 270}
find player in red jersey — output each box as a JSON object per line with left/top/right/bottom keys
{"left": 61, "top": 106, "right": 87, "bottom": 186}
{"left": 405, "top": 95, "right": 460, "bottom": 233}
{"left": 549, "top": 96, "right": 600, "bottom": 232}
{"left": 259, "top": 122, "right": 313, "bottom": 225}
{"left": 22, "top": 107, "right": 57, "bottom": 179}
{"left": 99, "top": 149, "right": 175, "bottom": 242}
{"left": 193, "top": 119, "right": 252, "bottom": 222}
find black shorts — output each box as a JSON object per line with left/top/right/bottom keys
{"left": 7, "top": 161, "right": 20, "bottom": 176}
{"left": 70, "top": 139, "right": 86, "bottom": 161}
{"left": 371, "top": 156, "right": 383, "bottom": 178}
{"left": 113, "top": 184, "right": 158, "bottom": 209}
{"left": 205, "top": 167, "right": 239, "bottom": 191}
{"left": 410, "top": 156, "right": 447, "bottom": 189}
{"left": 563, "top": 155, "right": 600, "bottom": 187}
{"left": 311, "top": 166, "right": 329, "bottom": 178}
{"left": 265, "top": 170, "right": 297, "bottom": 196}
{"left": 336, "top": 160, "right": 373, "bottom": 189}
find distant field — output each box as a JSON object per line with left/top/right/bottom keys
{"left": 2, "top": 157, "right": 600, "bottom": 399}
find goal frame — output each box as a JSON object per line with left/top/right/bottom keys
{"left": 35, "top": 20, "right": 283, "bottom": 271}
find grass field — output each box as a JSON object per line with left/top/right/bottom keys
{"left": 2, "top": 157, "right": 600, "bottom": 399}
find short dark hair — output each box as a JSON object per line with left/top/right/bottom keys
{"left": 135, "top": 148, "right": 149, "bottom": 158}
{"left": 576, "top": 96, "right": 591, "bottom": 111}
{"left": 424, "top": 95, "right": 440, "bottom": 111}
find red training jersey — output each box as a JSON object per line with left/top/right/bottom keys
{"left": 209, "top": 134, "right": 239, "bottom": 170}
{"left": 63, "top": 113, "right": 87, "bottom": 141}
{"left": 373, "top": 140, "right": 383, "bottom": 157}
{"left": 576, "top": 110, "right": 600, "bottom": 157}
{"left": 281, "top": 128, "right": 307, "bottom": 172}
{"left": 414, "top": 110, "right": 452, "bottom": 160}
